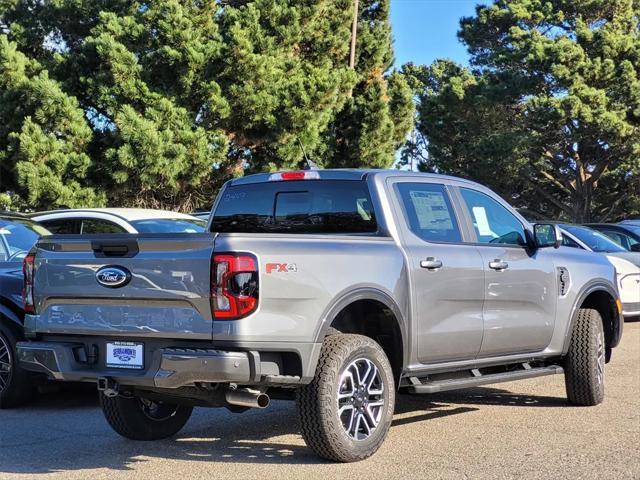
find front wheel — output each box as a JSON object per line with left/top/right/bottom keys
{"left": 564, "top": 308, "right": 606, "bottom": 406}
{"left": 99, "top": 393, "right": 193, "bottom": 440}
{"left": 297, "top": 334, "right": 395, "bottom": 462}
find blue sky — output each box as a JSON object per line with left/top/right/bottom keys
{"left": 390, "top": 0, "right": 485, "bottom": 67}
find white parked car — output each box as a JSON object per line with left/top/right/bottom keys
{"left": 561, "top": 224, "right": 640, "bottom": 318}
{"left": 30, "top": 209, "right": 206, "bottom": 234}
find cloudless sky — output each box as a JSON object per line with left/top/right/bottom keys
{"left": 390, "top": 0, "right": 486, "bottom": 67}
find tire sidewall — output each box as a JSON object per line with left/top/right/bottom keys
{"left": 325, "top": 339, "right": 395, "bottom": 457}
{"left": 591, "top": 314, "right": 606, "bottom": 400}
{"left": 100, "top": 394, "right": 193, "bottom": 441}
{"left": 0, "top": 321, "right": 31, "bottom": 408}
{"left": 565, "top": 308, "right": 606, "bottom": 406}
{"left": 0, "top": 327, "right": 15, "bottom": 401}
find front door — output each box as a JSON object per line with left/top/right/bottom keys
{"left": 391, "top": 180, "right": 485, "bottom": 364}
{"left": 456, "top": 187, "right": 557, "bottom": 356}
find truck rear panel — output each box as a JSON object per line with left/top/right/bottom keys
{"left": 30, "top": 233, "right": 216, "bottom": 340}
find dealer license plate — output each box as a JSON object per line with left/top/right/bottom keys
{"left": 106, "top": 342, "right": 144, "bottom": 370}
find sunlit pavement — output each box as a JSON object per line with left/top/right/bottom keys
{"left": 1, "top": 322, "right": 639, "bottom": 480}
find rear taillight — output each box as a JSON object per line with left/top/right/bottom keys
{"left": 22, "top": 253, "right": 35, "bottom": 314}
{"left": 212, "top": 253, "right": 259, "bottom": 320}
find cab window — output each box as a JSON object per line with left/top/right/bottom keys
{"left": 459, "top": 188, "right": 527, "bottom": 246}
{"left": 396, "top": 183, "right": 462, "bottom": 243}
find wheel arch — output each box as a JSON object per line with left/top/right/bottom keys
{"left": 315, "top": 288, "right": 407, "bottom": 385}
{"left": 0, "top": 304, "right": 23, "bottom": 331}
{"left": 564, "top": 281, "right": 622, "bottom": 357}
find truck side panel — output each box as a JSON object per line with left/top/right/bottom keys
{"left": 212, "top": 234, "right": 408, "bottom": 344}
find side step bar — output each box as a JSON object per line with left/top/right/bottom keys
{"left": 407, "top": 363, "right": 563, "bottom": 394}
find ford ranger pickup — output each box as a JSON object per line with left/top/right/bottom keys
{"left": 17, "top": 170, "right": 623, "bottom": 462}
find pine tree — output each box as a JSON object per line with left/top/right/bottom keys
{"left": 0, "top": 36, "right": 104, "bottom": 209}
{"left": 406, "top": 0, "right": 640, "bottom": 222}
{"left": 0, "top": 1, "right": 414, "bottom": 210}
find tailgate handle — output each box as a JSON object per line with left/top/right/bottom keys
{"left": 91, "top": 240, "right": 139, "bottom": 258}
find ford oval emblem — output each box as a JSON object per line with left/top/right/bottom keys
{"left": 95, "top": 266, "right": 131, "bottom": 288}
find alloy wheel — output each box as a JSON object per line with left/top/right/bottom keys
{"left": 0, "top": 333, "right": 13, "bottom": 394}
{"left": 337, "top": 357, "right": 385, "bottom": 441}
{"left": 596, "top": 328, "right": 605, "bottom": 387}
{"left": 139, "top": 398, "right": 179, "bottom": 421}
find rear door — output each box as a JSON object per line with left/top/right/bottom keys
{"left": 389, "top": 179, "right": 485, "bottom": 363}
{"left": 32, "top": 234, "right": 216, "bottom": 339}
{"left": 455, "top": 187, "right": 557, "bottom": 356}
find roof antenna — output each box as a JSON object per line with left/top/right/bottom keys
{"left": 298, "top": 138, "right": 319, "bottom": 170}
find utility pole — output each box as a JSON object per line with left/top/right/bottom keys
{"left": 349, "top": 0, "right": 359, "bottom": 69}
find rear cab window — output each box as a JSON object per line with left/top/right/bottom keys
{"left": 211, "top": 180, "right": 378, "bottom": 234}
{"left": 395, "top": 183, "right": 462, "bottom": 243}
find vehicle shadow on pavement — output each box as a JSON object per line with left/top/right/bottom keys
{"left": 0, "top": 386, "right": 568, "bottom": 473}
{"left": 422, "top": 387, "right": 570, "bottom": 408}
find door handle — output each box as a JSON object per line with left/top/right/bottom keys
{"left": 489, "top": 259, "right": 509, "bottom": 271}
{"left": 420, "top": 257, "right": 443, "bottom": 270}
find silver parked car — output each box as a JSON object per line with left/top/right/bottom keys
{"left": 30, "top": 208, "right": 206, "bottom": 234}
{"left": 18, "top": 170, "right": 622, "bottom": 462}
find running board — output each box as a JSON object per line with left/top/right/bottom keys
{"left": 406, "top": 363, "right": 563, "bottom": 394}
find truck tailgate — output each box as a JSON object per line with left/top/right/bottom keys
{"left": 31, "top": 233, "right": 215, "bottom": 339}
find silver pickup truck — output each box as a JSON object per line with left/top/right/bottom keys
{"left": 17, "top": 170, "right": 623, "bottom": 462}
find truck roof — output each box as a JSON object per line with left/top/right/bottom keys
{"left": 229, "top": 169, "right": 485, "bottom": 188}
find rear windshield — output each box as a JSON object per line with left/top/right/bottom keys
{"left": 563, "top": 225, "right": 627, "bottom": 253}
{"left": 211, "top": 180, "right": 377, "bottom": 234}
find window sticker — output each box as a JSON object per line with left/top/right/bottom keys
{"left": 472, "top": 206, "right": 494, "bottom": 236}
{"left": 409, "top": 191, "right": 454, "bottom": 230}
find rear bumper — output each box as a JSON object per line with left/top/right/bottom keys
{"left": 17, "top": 340, "right": 319, "bottom": 389}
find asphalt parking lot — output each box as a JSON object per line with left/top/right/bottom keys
{"left": 1, "top": 322, "right": 639, "bottom": 480}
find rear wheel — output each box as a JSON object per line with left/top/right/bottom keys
{"left": 99, "top": 393, "right": 193, "bottom": 440}
{"left": 0, "top": 322, "right": 33, "bottom": 409}
{"left": 297, "top": 334, "right": 395, "bottom": 462}
{"left": 564, "top": 308, "right": 606, "bottom": 406}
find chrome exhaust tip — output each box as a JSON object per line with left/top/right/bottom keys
{"left": 225, "top": 388, "right": 270, "bottom": 409}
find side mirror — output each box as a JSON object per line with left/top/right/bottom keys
{"left": 533, "top": 224, "right": 562, "bottom": 249}
{"left": 630, "top": 243, "right": 640, "bottom": 253}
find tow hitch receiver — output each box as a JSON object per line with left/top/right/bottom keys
{"left": 97, "top": 377, "right": 119, "bottom": 397}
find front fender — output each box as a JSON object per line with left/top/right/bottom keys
{"left": 563, "top": 280, "right": 622, "bottom": 354}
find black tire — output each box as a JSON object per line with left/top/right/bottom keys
{"left": 564, "top": 308, "right": 606, "bottom": 406}
{"left": 297, "top": 334, "right": 395, "bottom": 462}
{"left": 0, "top": 322, "right": 33, "bottom": 409}
{"left": 99, "top": 393, "right": 193, "bottom": 440}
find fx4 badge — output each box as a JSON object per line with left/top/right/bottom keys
{"left": 266, "top": 263, "right": 298, "bottom": 274}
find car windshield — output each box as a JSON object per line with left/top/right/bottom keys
{"left": 130, "top": 218, "right": 206, "bottom": 233}
{"left": 0, "top": 218, "right": 50, "bottom": 261}
{"left": 623, "top": 224, "right": 640, "bottom": 236}
{"left": 563, "top": 225, "right": 627, "bottom": 253}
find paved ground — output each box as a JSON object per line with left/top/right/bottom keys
{"left": 1, "top": 322, "right": 639, "bottom": 480}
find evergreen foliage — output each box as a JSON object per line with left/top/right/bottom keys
{"left": 405, "top": 0, "right": 640, "bottom": 222}
{"left": 0, "top": 0, "right": 413, "bottom": 210}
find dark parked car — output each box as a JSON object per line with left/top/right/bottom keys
{"left": 586, "top": 223, "right": 640, "bottom": 252}
{"left": 0, "top": 213, "right": 50, "bottom": 407}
